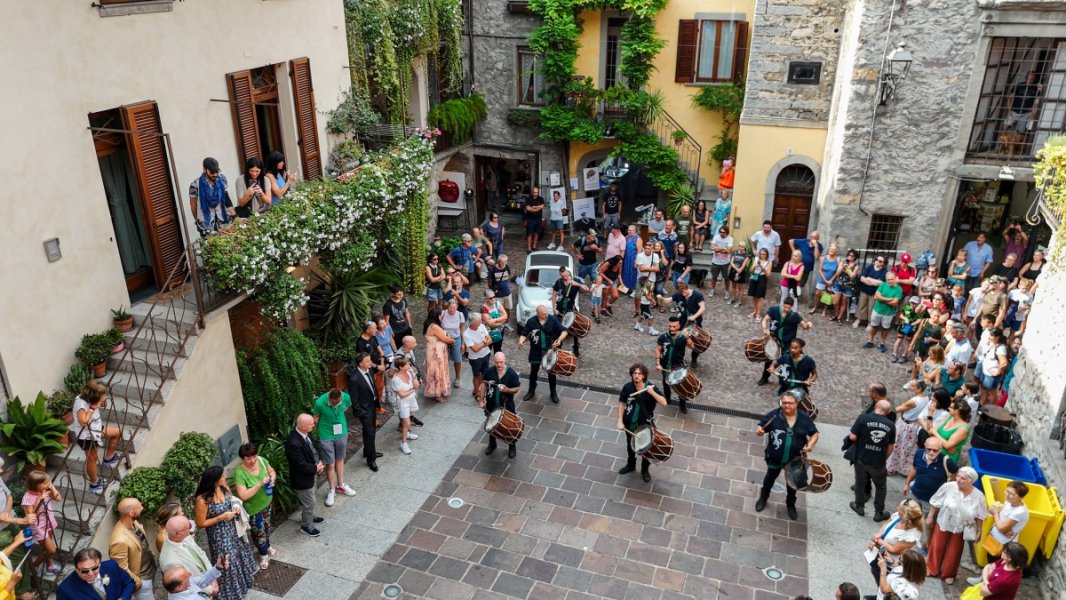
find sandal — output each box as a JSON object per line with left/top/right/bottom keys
{"left": 944, "top": 578, "right": 954, "bottom": 585}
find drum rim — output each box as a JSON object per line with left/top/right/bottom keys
{"left": 561, "top": 312, "right": 575, "bottom": 327}
{"left": 665, "top": 368, "right": 689, "bottom": 384}
{"left": 484, "top": 408, "right": 505, "bottom": 430}
{"left": 542, "top": 349, "right": 557, "bottom": 368}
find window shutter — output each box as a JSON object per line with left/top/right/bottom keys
{"left": 227, "top": 70, "right": 262, "bottom": 166}
{"left": 120, "top": 101, "right": 185, "bottom": 288}
{"left": 732, "top": 21, "right": 750, "bottom": 83}
{"left": 290, "top": 58, "right": 322, "bottom": 180}
{"left": 675, "top": 20, "right": 699, "bottom": 84}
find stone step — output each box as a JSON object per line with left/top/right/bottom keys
{"left": 127, "top": 301, "right": 199, "bottom": 335}
{"left": 122, "top": 324, "right": 188, "bottom": 356}
{"left": 101, "top": 368, "right": 173, "bottom": 405}
{"left": 106, "top": 344, "right": 180, "bottom": 379}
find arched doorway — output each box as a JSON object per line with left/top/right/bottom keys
{"left": 771, "top": 165, "right": 815, "bottom": 246}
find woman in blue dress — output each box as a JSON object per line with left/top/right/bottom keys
{"left": 194, "top": 466, "right": 257, "bottom": 600}
{"left": 711, "top": 191, "right": 733, "bottom": 233}
{"left": 622, "top": 223, "right": 643, "bottom": 290}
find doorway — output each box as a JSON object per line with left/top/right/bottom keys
{"left": 251, "top": 66, "right": 284, "bottom": 162}
{"left": 771, "top": 164, "right": 815, "bottom": 246}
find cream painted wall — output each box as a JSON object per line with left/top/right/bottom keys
{"left": 732, "top": 124, "right": 827, "bottom": 238}
{"left": 86, "top": 310, "right": 247, "bottom": 552}
{"left": 0, "top": 1, "right": 349, "bottom": 398}
{"left": 571, "top": 1, "right": 754, "bottom": 188}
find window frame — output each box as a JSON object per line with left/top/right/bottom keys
{"left": 516, "top": 46, "right": 546, "bottom": 107}
{"left": 787, "top": 62, "right": 822, "bottom": 85}
{"left": 695, "top": 20, "right": 739, "bottom": 83}
{"left": 866, "top": 214, "right": 906, "bottom": 253}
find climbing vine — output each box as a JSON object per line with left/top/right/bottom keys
{"left": 1034, "top": 136, "right": 1066, "bottom": 265}
{"left": 692, "top": 82, "right": 745, "bottom": 167}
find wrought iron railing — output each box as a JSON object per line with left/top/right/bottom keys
{"left": 647, "top": 109, "right": 703, "bottom": 192}
{"left": 35, "top": 247, "right": 205, "bottom": 595}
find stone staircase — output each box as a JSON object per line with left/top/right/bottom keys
{"left": 41, "top": 292, "right": 202, "bottom": 589}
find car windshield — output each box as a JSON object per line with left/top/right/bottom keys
{"left": 525, "top": 268, "right": 561, "bottom": 288}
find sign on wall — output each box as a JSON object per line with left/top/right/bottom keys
{"left": 583, "top": 167, "right": 600, "bottom": 192}
{"left": 436, "top": 170, "right": 466, "bottom": 209}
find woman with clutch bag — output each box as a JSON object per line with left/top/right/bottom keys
{"left": 925, "top": 466, "right": 986, "bottom": 584}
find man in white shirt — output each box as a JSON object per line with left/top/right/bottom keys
{"left": 708, "top": 226, "right": 733, "bottom": 299}
{"left": 547, "top": 190, "right": 567, "bottom": 250}
{"left": 647, "top": 209, "right": 666, "bottom": 236}
{"left": 634, "top": 243, "right": 658, "bottom": 317}
{"left": 463, "top": 314, "right": 494, "bottom": 403}
{"left": 944, "top": 324, "right": 974, "bottom": 365}
{"left": 750, "top": 220, "right": 782, "bottom": 265}
{"left": 162, "top": 556, "right": 226, "bottom": 599}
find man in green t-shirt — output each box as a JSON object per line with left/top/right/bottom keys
{"left": 312, "top": 389, "right": 356, "bottom": 507}
{"left": 863, "top": 271, "right": 903, "bottom": 352}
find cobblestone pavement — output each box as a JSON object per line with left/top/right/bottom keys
{"left": 412, "top": 233, "right": 914, "bottom": 428}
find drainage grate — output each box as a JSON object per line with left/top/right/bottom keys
{"left": 534, "top": 376, "right": 764, "bottom": 420}
{"left": 251, "top": 560, "right": 307, "bottom": 597}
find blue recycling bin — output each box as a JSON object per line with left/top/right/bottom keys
{"left": 968, "top": 447, "right": 1046, "bottom": 491}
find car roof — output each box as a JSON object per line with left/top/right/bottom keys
{"left": 526, "top": 251, "right": 573, "bottom": 270}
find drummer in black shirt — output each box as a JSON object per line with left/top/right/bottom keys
{"left": 758, "top": 296, "right": 811, "bottom": 386}
{"left": 617, "top": 363, "right": 668, "bottom": 482}
{"left": 665, "top": 282, "right": 706, "bottom": 367}
{"left": 552, "top": 267, "right": 589, "bottom": 357}
{"left": 769, "top": 338, "right": 818, "bottom": 395}
{"left": 656, "top": 316, "right": 694, "bottom": 413}
{"left": 518, "top": 305, "right": 569, "bottom": 404}
{"left": 755, "top": 389, "right": 820, "bottom": 520}
{"left": 480, "top": 352, "right": 523, "bottom": 459}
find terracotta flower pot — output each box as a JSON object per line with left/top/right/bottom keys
{"left": 111, "top": 341, "right": 125, "bottom": 354}
{"left": 113, "top": 317, "right": 135, "bottom": 332}
{"left": 93, "top": 362, "right": 107, "bottom": 377}
{"left": 61, "top": 412, "right": 73, "bottom": 426}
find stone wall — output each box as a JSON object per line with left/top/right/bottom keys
{"left": 816, "top": 0, "right": 981, "bottom": 252}
{"left": 1004, "top": 228, "right": 1066, "bottom": 597}
{"left": 742, "top": 0, "right": 847, "bottom": 126}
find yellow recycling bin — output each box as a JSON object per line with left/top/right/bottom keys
{"left": 975, "top": 476, "right": 1064, "bottom": 567}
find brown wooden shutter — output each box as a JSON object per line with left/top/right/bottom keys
{"left": 120, "top": 101, "right": 185, "bottom": 288}
{"left": 290, "top": 58, "right": 322, "bottom": 180}
{"left": 675, "top": 20, "right": 699, "bottom": 83}
{"left": 227, "top": 70, "right": 262, "bottom": 166}
{"left": 732, "top": 21, "right": 749, "bottom": 83}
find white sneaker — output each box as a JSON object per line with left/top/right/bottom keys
{"left": 966, "top": 577, "right": 982, "bottom": 586}
{"left": 725, "top": 292, "right": 732, "bottom": 302}
{"left": 708, "top": 289, "right": 714, "bottom": 297}
{"left": 547, "top": 243, "right": 556, "bottom": 250}
{"left": 325, "top": 490, "right": 335, "bottom": 507}
{"left": 648, "top": 327, "right": 660, "bottom": 336}
{"left": 406, "top": 432, "right": 419, "bottom": 440}
{"left": 337, "top": 483, "right": 357, "bottom": 497}
{"left": 633, "top": 323, "right": 643, "bottom": 332}
{"left": 400, "top": 443, "right": 412, "bottom": 455}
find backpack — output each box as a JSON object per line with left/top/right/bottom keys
{"left": 916, "top": 250, "right": 935, "bottom": 271}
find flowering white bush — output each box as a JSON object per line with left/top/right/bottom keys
{"left": 199, "top": 133, "right": 435, "bottom": 321}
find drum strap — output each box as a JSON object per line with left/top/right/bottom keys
{"left": 770, "top": 411, "right": 794, "bottom": 469}
{"left": 561, "top": 284, "right": 573, "bottom": 313}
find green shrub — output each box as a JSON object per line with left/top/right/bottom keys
{"left": 0, "top": 393, "right": 68, "bottom": 471}
{"left": 114, "top": 466, "right": 169, "bottom": 517}
{"left": 426, "top": 93, "right": 488, "bottom": 143}
{"left": 64, "top": 364, "right": 93, "bottom": 393}
{"left": 237, "top": 330, "right": 322, "bottom": 442}
{"left": 75, "top": 332, "right": 113, "bottom": 366}
{"left": 160, "top": 432, "right": 218, "bottom": 503}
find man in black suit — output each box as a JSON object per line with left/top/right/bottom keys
{"left": 348, "top": 352, "right": 383, "bottom": 472}
{"left": 285, "top": 413, "right": 325, "bottom": 537}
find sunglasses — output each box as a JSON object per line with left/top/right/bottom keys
{"left": 78, "top": 565, "right": 101, "bottom": 575}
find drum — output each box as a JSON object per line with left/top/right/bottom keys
{"left": 483, "top": 408, "right": 525, "bottom": 445}
{"left": 808, "top": 459, "right": 833, "bottom": 493}
{"left": 665, "top": 368, "right": 703, "bottom": 400}
{"left": 561, "top": 311, "right": 592, "bottom": 338}
{"left": 684, "top": 325, "right": 712, "bottom": 353}
{"left": 630, "top": 424, "right": 673, "bottom": 463}
{"left": 542, "top": 349, "right": 578, "bottom": 376}
{"left": 783, "top": 456, "right": 833, "bottom": 493}
{"left": 743, "top": 336, "right": 781, "bottom": 363}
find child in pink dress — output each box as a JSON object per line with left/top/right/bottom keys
{"left": 22, "top": 471, "right": 61, "bottom": 574}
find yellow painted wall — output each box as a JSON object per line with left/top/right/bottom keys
{"left": 571, "top": 0, "right": 755, "bottom": 188}
{"left": 732, "top": 124, "right": 827, "bottom": 238}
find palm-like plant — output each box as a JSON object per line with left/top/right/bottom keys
{"left": 0, "top": 393, "right": 69, "bottom": 471}
{"left": 306, "top": 267, "right": 400, "bottom": 342}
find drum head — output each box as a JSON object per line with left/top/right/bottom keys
{"left": 484, "top": 408, "right": 504, "bottom": 432}
{"left": 542, "top": 349, "right": 557, "bottom": 370}
{"left": 561, "top": 312, "right": 575, "bottom": 328}
{"left": 766, "top": 337, "right": 781, "bottom": 358}
{"left": 631, "top": 425, "right": 653, "bottom": 453}
{"left": 666, "top": 368, "right": 689, "bottom": 385}
{"left": 807, "top": 459, "right": 833, "bottom": 493}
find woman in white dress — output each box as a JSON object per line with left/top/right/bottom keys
{"left": 389, "top": 356, "right": 420, "bottom": 455}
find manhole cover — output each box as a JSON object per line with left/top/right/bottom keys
{"left": 383, "top": 583, "right": 403, "bottom": 598}
{"left": 252, "top": 560, "right": 307, "bottom": 596}
{"left": 448, "top": 497, "right": 465, "bottom": 509}
{"left": 763, "top": 566, "right": 785, "bottom": 581}
{"left": 771, "top": 483, "right": 786, "bottom": 494}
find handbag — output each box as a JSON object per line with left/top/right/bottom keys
{"left": 979, "top": 533, "right": 1004, "bottom": 556}
{"left": 960, "top": 583, "right": 983, "bottom": 600}
{"left": 820, "top": 291, "right": 834, "bottom": 306}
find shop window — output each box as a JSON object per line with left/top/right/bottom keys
{"left": 517, "top": 47, "right": 545, "bottom": 106}
{"left": 787, "top": 62, "right": 822, "bottom": 85}
{"left": 675, "top": 19, "right": 749, "bottom": 84}
{"left": 866, "top": 214, "right": 905, "bottom": 252}
{"left": 967, "top": 37, "right": 1066, "bottom": 163}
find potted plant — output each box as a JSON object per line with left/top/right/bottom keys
{"left": 75, "top": 332, "right": 112, "bottom": 377}
{"left": 106, "top": 327, "right": 126, "bottom": 354}
{"left": 0, "top": 393, "right": 69, "bottom": 472}
{"left": 47, "top": 389, "right": 76, "bottom": 426}
{"left": 111, "top": 306, "right": 135, "bottom": 332}
{"left": 672, "top": 130, "right": 686, "bottom": 146}
{"left": 63, "top": 363, "right": 93, "bottom": 393}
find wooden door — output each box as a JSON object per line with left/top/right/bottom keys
{"left": 120, "top": 101, "right": 185, "bottom": 289}
{"left": 227, "top": 70, "right": 263, "bottom": 167}
{"left": 290, "top": 58, "right": 322, "bottom": 180}
{"left": 771, "top": 165, "right": 815, "bottom": 257}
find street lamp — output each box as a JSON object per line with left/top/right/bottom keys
{"left": 878, "top": 44, "right": 913, "bottom": 105}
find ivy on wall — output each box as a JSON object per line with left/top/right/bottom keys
{"left": 1034, "top": 136, "right": 1066, "bottom": 265}
{"left": 237, "top": 329, "right": 323, "bottom": 443}
{"left": 692, "top": 82, "right": 745, "bottom": 167}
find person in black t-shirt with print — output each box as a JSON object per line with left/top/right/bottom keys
{"left": 525, "top": 187, "right": 545, "bottom": 251}
{"left": 656, "top": 316, "right": 694, "bottom": 413}
{"left": 758, "top": 296, "right": 811, "bottom": 386}
{"left": 382, "top": 285, "right": 413, "bottom": 349}
{"left": 617, "top": 363, "right": 668, "bottom": 483}
{"left": 769, "top": 338, "right": 817, "bottom": 395}
{"left": 551, "top": 268, "right": 588, "bottom": 357}
{"left": 755, "top": 390, "right": 819, "bottom": 520}
{"left": 480, "top": 352, "right": 523, "bottom": 459}
{"left": 518, "top": 305, "right": 568, "bottom": 404}
{"left": 666, "top": 282, "right": 706, "bottom": 367}
{"left": 847, "top": 400, "right": 896, "bottom": 521}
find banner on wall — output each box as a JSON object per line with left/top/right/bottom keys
{"left": 572, "top": 196, "right": 596, "bottom": 223}
{"left": 583, "top": 167, "right": 600, "bottom": 192}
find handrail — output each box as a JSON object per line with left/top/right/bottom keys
{"left": 648, "top": 109, "right": 702, "bottom": 192}
{"left": 35, "top": 250, "right": 204, "bottom": 596}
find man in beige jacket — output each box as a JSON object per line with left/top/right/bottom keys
{"left": 109, "top": 498, "right": 158, "bottom": 600}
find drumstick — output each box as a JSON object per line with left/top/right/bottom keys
{"left": 628, "top": 383, "right": 656, "bottom": 397}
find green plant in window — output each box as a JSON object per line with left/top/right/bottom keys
{"left": 426, "top": 94, "right": 488, "bottom": 143}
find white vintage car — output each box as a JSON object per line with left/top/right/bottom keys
{"left": 515, "top": 250, "right": 579, "bottom": 324}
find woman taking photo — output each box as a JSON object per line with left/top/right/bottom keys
{"left": 72, "top": 381, "right": 123, "bottom": 495}
{"left": 925, "top": 466, "right": 986, "bottom": 584}
{"left": 233, "top": 443, "right": 279, "bottom": 570}
{"left": 234, "top": 157, "right": 269, "bottom": 217}
{"left": 964, "top": 542, "right": 1026, "bottom": 599}
{"left": 875, "top": 549, "right": 926, "bottom": 600}
{"left": 747, "top": 247, "right": 771, "bottom": 319}
{"left": 193, "top": 466, "right": 257, "bottom": 600}
{"left": 886, "top": 380, "right": 931, "bottom": 475}
{"left": 422, "top": 307, "right": 456, "bottom": 403}
{"left": 976, "top": 328, "right": 1009, "bottom": 405}
{"left": 265, "top": 151, "right": 295, "bottom": 206}
{"left": 832, "top": 249, "right": 859, "bottom": 324}
{"left": 866, "top": 500, "right": 924, "bottom": 588}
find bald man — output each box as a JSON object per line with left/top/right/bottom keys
{"left": 285, "top": 413, "right": 326, "bottom": 537}
{"left": 109, "top": 497, "right": 157, "bottom": 600}
{"left": 847, "top": 400, "right": 896, "bottom": 521}
{"left": 159, "top": 516, "right": 211, "bottom": 578}
{"left": 162, "top": 552, "right": 225, "bottom": 599}
{"left": 480, "top": 352, "right": 522, "bottom": 459}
